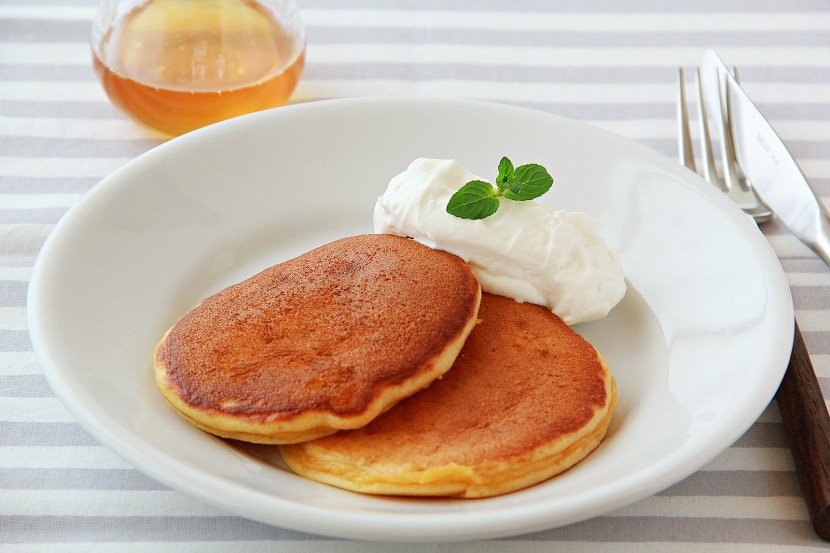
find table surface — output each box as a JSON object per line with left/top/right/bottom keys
{"left": 2, "top": 0, "right": 830, "bottom": 550}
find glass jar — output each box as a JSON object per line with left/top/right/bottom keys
{"left": 91, "top": 0, "right": 306, "bottom": 136}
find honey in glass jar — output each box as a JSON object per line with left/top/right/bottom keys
{"left": 91, "top": 0, "right": 306, "bottom": 136}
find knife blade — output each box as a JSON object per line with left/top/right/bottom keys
{"left": 699, "top": 49, "right": 830, "bottom": 266}
{"left": 699, "top": 49, "right": 830, "bottom": 541}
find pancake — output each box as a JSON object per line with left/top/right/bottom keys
{"left": 279, "top": 292, "right": 616, "bottom": 498}
{"left": 154, "top": 234, "right": 481, "bottom": 444}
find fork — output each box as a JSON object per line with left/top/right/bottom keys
{"left": 678, "top": 66, "right": 830, "bottom": 541}
{"left": 677, "top": 67, "right": 773, "bottom": 223}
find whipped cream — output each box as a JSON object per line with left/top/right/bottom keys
{"left": 373, "top": 158, "right": 626, "bottom": 325}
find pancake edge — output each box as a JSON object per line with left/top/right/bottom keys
{"left": 153, "top": 286, "right": 482, "bottom": 444}
{"left": 278, "top": 353, "right": 617, "bottom": 498}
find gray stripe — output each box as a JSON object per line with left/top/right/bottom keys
{"left": 781, "top": 257, "right": 830, "bottom": 272}
{"left": 0, "top": 100, "right": 120, "bottom": 119}
{"left": 0, "top": 64, "right": 95, "bottom": 81}
{"left": 6, "top": 0, "right": 830, "bottom": 10}
{"left": 0, "top": 177, "right": 98, "bottom": 194}
{"left": 6, "top": 465, "right": 799, "bottom": 496}
{"left": 505, "top": 101, "right": 830, "bottom": 122}
{"left": 758, "top": 103, "right": 830, "bottom": 120}
{"left": 515, "top": 516, "right": 819, "bottom": 545}
{"left": 0, "top": 422, "right": 98, "bottom": 446}
{"left": 0, "top": 19, "right": 89, "bottom": 43}
{"left": 0, "top": 137, "right": 163, "bottom": 158}
{"left": 0, "top": 330, "right": 32, "bottom": 352}
{"left": 733, "top": 423, "right": 788, "bottom": 448}
{"left": 1, "top": 468, "right": 167, "bottom": 491}
{"left": 304, "top": 63, "right": 830, "bottom": 85}
{"left": 794, "top": 289, "right": 830, "bottom": 310}
{"left": 0, "top": 208, "right": 68, "bottom": 225}
{"left": 803, "top": 331, "right": 830, "bottom": 355}
{"left": 0, "top": 281, "right": 27, "bottom": 308}
{"left": 309, "top": 27, "right": 830, "bottom": 47}
{"left": 0, "top": 515, "right": 321, "bottom": 543}
{"left": 657, "top": 469, "right": 800, "bottom": 497}
{"left": 0, "top": 375, "right": 53, "bottom": 398}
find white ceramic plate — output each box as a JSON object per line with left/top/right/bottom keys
{"left": 28, "top": 98, "right": 793, "bottom": 542}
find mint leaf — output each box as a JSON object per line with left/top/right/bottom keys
{"left": 502, "top": 163, "right": 553, "bottom": 201}
{"left": 446, "top": 157, "right": 554, "bottom": 220}
{"left": 505, "top": 176, "right": 522, "bottom": 195}
{"left": 446, "top": 180, "right": 500, "bottom": 220}
{"left": 496, "top": 156, "right": 514, "bottom": 188}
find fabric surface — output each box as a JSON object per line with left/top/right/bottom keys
{"left": 2, "top": 0, "right": 830, "bottom": 550}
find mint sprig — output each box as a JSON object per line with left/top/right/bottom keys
{"left": 446, "top": 157, "right": 553, "bottom": 220}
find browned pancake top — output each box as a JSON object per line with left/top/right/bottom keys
{"left": 155, "top": 234, "right": 480, "bottom": 421}
{"left": 313, "top": 293, "right": 609, "bottom": 465}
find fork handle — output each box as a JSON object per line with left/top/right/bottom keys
{"left": 776, "top": 320, "right": 830, "bottom": 540}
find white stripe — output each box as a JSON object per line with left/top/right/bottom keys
{"left": 0, "top": 446, "right": 131, "bottom": 470}
{"left": 0, "top": 194, "right": 83, "bottom": 209}
{"left": 608, "top": 495, "right": 808, "bottom": 521}
{"left": 798, "top": 159, "right": 830, "bottom": 178}
{"left": 301, "top": 10, "right": 830, "bottom": 32}
{"left": 294, "top": 79, "right": 830, "bottom": 106}
{"left": 765, "top": 234, "right": 822, "bottom": 260}
{"left": 0, "top": 543, "right": 822, "bottom": 553}
{"left": 786, "top": 272, "right": 830, "bottom": 287}
{"left": 0, "top": 81, "right": 107, "bottom": 102}
{"left": 0, "top": 43, "right": 91, "bottom": 65}
{"left": 0, "top": 6, "right": 95, "bottom": 19}
{"left": 0, "top": 267, "right": 33, "bottom": 280}
{"left": 2, "top": 113, "right": 827, "bottom": 145}
{"left": 0, "top": 397, "right": 76, "bottom": 423}
{"left": 6, "top": 42, "right": 830, "bottom": 68}
{"left": 0, "top": 307, "right": 27, "bottom": 331}
{"left": 0, "top": 489, "right": 224, "bottom": 517}
{"left": 0, "top": 157, "right": 128, "bottom": 178}
{"left": 812, "top": 354, "right": 830, "bottom": 378}
{"left": 795, "top": 310, "right": 830, "bottom": 332}
{"left": 701, "top": 447, "right": 794, "bottom": 472}
{"left": 6, "top": 6, "right": 830, "bottom": 31}
{"left": 305, "top": 45, "right": 830, "bottom": 68}
{"left": 0, "top": 116, "right": 161, "bottom": 141}
{"left": 0, "top": 224, "right": 53, "bottom": 257}
{"left": 769, "top": 120, "right": 830, "bottom": 141}
{"left": 0, "top": 352, "right": 42, "bottom": 376}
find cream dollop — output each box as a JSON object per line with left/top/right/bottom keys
{"left": 373, "top": 158, "right": 626, "bottom": 325}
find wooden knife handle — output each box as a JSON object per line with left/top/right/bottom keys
{"left": 776, "top": 320, "right": 830, "bottom": 540}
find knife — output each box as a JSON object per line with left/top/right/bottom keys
{"left": 700, "top": 50, "right": 830, "bottom": 266}
{"left": 700, "top": 49, "right": 830, "bottom": 540}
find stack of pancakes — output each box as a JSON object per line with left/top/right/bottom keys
{"left": 155, "top": 234, "right": 617, "bottom": 498}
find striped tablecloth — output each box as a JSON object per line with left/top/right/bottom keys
{"left": 2, "top": 0, "right": 829, "bottom": 550}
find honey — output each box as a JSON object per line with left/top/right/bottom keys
{"left": 92, "top": 0, "right": 305, "bottom": 136}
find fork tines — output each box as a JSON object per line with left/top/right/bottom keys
{"left": 677, "top": 66, "right": 773, "bottom": 223}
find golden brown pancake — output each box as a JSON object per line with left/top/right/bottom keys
{"left": 279, "top": 293, "right": 616, "bottom": 498}
{"left": 154, "top": 234, "right": 481, "bottom": 444}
